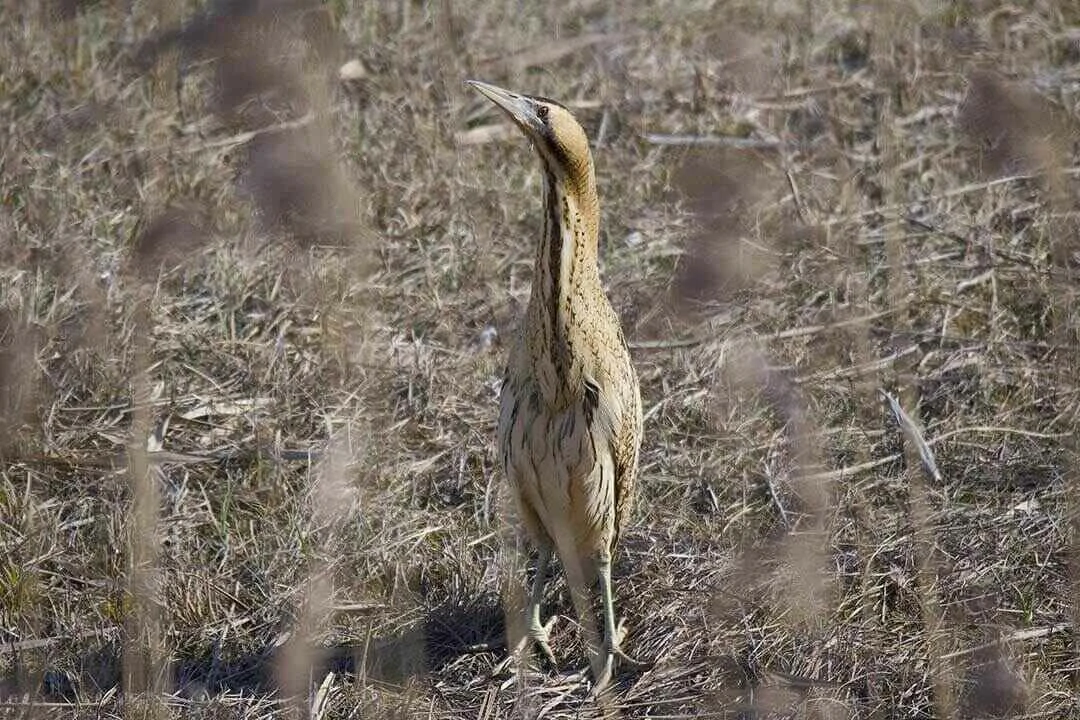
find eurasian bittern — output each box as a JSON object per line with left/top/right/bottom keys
{"left": 467, "top": 79, "right": 643, "bottom": 694}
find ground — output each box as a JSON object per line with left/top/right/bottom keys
{"left": 1, "top": 1, "right": 1078, "bottom": 718}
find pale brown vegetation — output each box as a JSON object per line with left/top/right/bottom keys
{"left": 0, "top": 1, "right": 1077, "bottom": 718}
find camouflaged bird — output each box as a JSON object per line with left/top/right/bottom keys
{"left": 467, "top": 80, "right": 643, "bottom": 695}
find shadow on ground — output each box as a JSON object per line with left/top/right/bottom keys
{"left": 0, "top": 590, "right": 507, "bottom": 702}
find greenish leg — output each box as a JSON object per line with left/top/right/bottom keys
{"left": 590, "top": 555, "right": 646, "bottom": 697}
{"left": 526, "top": 546, "right": 557, "bottom": 666}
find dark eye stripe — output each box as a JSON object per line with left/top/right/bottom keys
{"left": 530, "top": 94, "right": 570, "bottom": 111}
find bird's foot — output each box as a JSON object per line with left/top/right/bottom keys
{"left": 587, "top": 648, "right": 641, "bottom": 699}
{"left": 528, "top": 624, "right": 558, "bottom": 668}
{"left": 586, "top": 618, "right": 649, "bottom": 699}
{"left": 491, "top": 616, "right": 558, "bottom": 680}
{"left": 588, "top": 653, "right": 616, "bottom": 699}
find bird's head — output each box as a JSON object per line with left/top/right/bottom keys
{"left": 466, "top": 80, "right": 594, "bottom": 197}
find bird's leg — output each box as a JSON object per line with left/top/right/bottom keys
{"left": 589, "top": 555, "right": 646, "bottom": 697}
{"left": 589, "top": 554, "right": 618, "bottom": 695}
{"left": 525, "top": 545, "right": 557, "bottom": 667}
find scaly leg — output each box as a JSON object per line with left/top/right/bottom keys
{"left": 525, "top": 545, "right": 557, "bottom": 666}
{"left": 589, "top": 555, "right": 645, "bottom": 697}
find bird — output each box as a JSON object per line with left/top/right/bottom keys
{"left": 466, "top": 79, "right": 643, "bottom": 695}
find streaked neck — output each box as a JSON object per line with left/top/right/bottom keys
{"left": 530, "top": 167, "right": 600, "bottom": 389}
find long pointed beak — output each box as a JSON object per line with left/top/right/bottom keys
{"left": 466, "top": 79, "right": 542, "bottom": 135}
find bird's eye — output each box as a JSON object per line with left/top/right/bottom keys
{"left": 536, "top": 105, "right": 549, "bottom": 122}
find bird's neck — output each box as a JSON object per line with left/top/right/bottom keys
{"left": 527, "top": 167, "right": 600, "bottom": 397}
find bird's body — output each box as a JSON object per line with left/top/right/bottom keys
{"left": 467, "top": 80, "right": 642, "bottom": 694}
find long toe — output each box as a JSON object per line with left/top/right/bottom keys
{"left": 532, "top": 635, "right": 557, "bottom": 668}
{"left": 527, "top": 616, "right": 559, "bottom": 668}
{"left": 614, "top": 645, "right": 648, "bottom": 670}
{"left": 612, "top": 618, "right": 648, "bottom": 669}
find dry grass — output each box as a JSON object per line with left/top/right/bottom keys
{"left": 1, "top": 1, "right": 1078, "bottom": 718}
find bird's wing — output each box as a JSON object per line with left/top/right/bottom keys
{"left": 609, "top": 339, "right": 642, "bottom": 548}
{"left": 611, "top": 392, "right": 641, "bottom": 544}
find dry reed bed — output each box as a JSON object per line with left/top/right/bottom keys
{"left": 0, "top": 1, "right": 1077, "bottom": 718}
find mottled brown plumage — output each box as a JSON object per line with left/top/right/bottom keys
{"left": 467, "top": 80, "right": 643, "bottom": 694}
